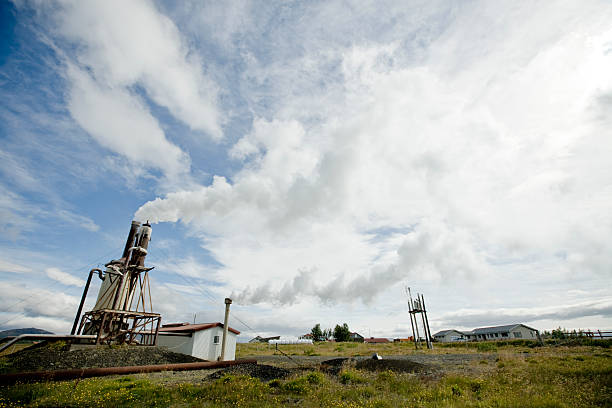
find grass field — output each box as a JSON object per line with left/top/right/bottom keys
{"left": 1, "top": 340, "right": 611, "bottom": 407}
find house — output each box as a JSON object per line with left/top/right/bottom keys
{"left": 349, "top": 332, "right": 364, "bottom": 342}
{"left": 465, "top": 324, "right": 539, "bottom": 341}
{"left": 249, "top": 335, "right": 281, "bottom": 343}
{"left": 298, "top": 333, "right": 314, "bottom": 340}
{"left": 393, "top": 337, "right": 414, "bottom": 343}
{"left": 364, "top": 337, "right": 390, "bottom": 344}
{"left": 157, "top": 322, "right": 240, "bottom": 361}
{"left": 433, "top": 329, "right": 467, "bottom": 343}
{"left": 269, "top": 336, "right": 313, "bottom": 344}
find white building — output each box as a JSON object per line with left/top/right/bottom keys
{"left": 157, "top": 322, "right": 240, "bottom": 361}
{"left": 433, "top": 329, "right": 466, "bottom": 342}
{"left": 465, "top": 324, "right": 539, "bottom": 341}
{"left": 433, "top": 324, "right": 539, "bottom": 342}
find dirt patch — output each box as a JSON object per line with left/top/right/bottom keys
{"left": 207, "top": 363, "right": 292, "bottom": 382}
{"left": 0, "top": 342, "right": 203, "bottom": 374}
{"left": 355, "top": 358, "right": 426, "bottom": 373}
{"left": 320, "top": 357, "right": 427, "bottom": 375}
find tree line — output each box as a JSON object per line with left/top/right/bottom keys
{"left": 310, "top": 323, "right": 351, "bottom": 342}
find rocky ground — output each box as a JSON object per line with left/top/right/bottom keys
{"left": 0, "top": 342, "right": 203, "bottom": 374}
{"left": 207, "top": 362, "right": 292, "bottom": 382}
{"left": 0, "top": 342, "right": 498, "bottom": 384}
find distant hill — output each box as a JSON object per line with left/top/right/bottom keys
{"left": 0, "top": 328, "right": 54, "bottom": 338}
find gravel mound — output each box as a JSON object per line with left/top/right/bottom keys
{"left": 355, "top": 358, "right": 426, "bottom": 373}
{"left": 0, "top": 342, "right": 203, "bottom": 374}
{"left": 320, "top": 358, "right": 350, "bottom": 375}
{"left": 207, "top": 363, "right": 291, "bottom": 382}
{"left": 321, "top": 357, "right": 428, "bottom": 374}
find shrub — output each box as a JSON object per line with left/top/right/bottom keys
{"left": 476, "top": 342, "right": 497, "bottom": 352}
{"left": 340, "top": 370, "right": 366, "bottom": 385}
{"left": 303, "top": 347, "right": 318, "bottom": 356}
{"left": 305, "top": 371, "right": 324, "bottom": 385}
{"left": 283, "top": 378, "right": 308, "bottom": 394}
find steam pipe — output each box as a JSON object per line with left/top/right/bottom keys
{"left": 122, "top": 221, "right": 141, "bottom": 260}
{"left": 0, "top": 359, "right": 257, "bottom": 385}
{"left": 71, "top": 269, "right": 101, "bottom": 335}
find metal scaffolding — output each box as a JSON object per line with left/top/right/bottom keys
{"left": 405, "top": 287, "right": 433, "bottom": 350}
{"left": 71, "top": 221, "right": 161, "bottom": 345}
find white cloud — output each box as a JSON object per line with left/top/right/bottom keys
{"left": 437, "top": 299, "right": 612, "bottom": 331}
{"left": 57, "top": 0, "right": 222, "bottom": 139}
{"left": 66, "top": 65, "right": 191, "bottom": 180}
{"left": 135, "top": 1, "right": 612, "bottom": 326}
{"left": 0, "top": 282, "right": 78, "bottom": 321}
{"left": 0, "top": 260, "right": 31, "bottom": 274}
{"left": 45, "top": 267, "right": 85, "bottom": 287}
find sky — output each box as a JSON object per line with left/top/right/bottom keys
{"left": 1, "top": 0, "right": 611, "bottom": 341}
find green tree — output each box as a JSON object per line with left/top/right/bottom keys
{"left": 551, "top": 327, "right": 566, "bottom": 339}
{"left": 323, "top": 328, "right": 332, "bottom": 340}
{"left": 333, "top": 323, "right": 351, "bottom": 342}
{"left": 311, "top": 324, "right": 323, "bottom": 341}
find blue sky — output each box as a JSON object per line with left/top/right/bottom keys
{"left": 1, "top": 0, "right": 612, "bottom": 340}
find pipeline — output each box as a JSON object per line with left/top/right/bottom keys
{"left": 0, "top": 358, "right": 257, "bottom": 385}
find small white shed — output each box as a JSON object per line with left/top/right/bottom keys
{"left": 157, "top": 322, "right": 240, "bottom": 361}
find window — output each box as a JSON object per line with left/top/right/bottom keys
{"left": 494, "top": 333, "right": 499, "bottom": 337}
{"left": 501, "top": 332, "right": 508, "bottom": 337}
{"left": 513, "top": 332, "right": 522, "bottom": 338}
{"left": 213, "top": 335, "right": 220, "bottom": 344}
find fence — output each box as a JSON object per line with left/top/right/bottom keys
{"left": 551, "top": 330, "right": 612, "bottom": 339}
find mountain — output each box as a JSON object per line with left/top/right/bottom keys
{"left": 0, "top": 328, "right": 54, "bottom": 338}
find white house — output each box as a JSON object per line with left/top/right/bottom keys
{"left": 433, "top": 329, "right": 466, "bottom": 342}
{"left": 157, "top": 322, "right": 240, "bottom": 361}
{"left": 464, "top": 324, "right": 539, "bottom": 341}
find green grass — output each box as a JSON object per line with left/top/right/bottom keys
{"left": 1, "top": 345, "right": 611, "bottom": 407}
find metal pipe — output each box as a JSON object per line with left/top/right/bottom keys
{"left": 122, "top": 221, "right": 141, "bottom": 260}
{"left": 0, "top": 359, "right": 257, "bottom": 385}
{"left": 220, "top": 297, "right": 232, "bottom": 361}
{"left": 408, "top": 288, "right": 420, "bottom": 348}
{"left": 71, "top": 269, "right": 100, "bottom": 335}
{"left": 0, "top": 335, "right": 97, "bottom": 353}
{"left": 405, "top": 287, "right": 418, "bottom": 350}
{"left": 420, "top": 294, "right": 433, "bottom": 349}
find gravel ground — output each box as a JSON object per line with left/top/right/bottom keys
{"left": 207, "top": 363, "right": 292, "bottom": 382}
{"left": 0, "top": 342, "right": 203, "bottom": 374}
{"left": 1, "top": 342, "right": 497, "bottom": 383}
{"left": 254, "top": 353, "right": 496, "bottom": 369}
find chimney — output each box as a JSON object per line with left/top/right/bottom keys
{"left": 220, "top": 298, "right": 232, "bottom": 361}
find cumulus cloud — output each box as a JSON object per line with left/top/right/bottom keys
{"left": 66, "top": 65, "right": 190, "bottom": 179}
{"left": 135, "top": 1, "right": 612, "bottom": 318}
{"left": 57, "top": 0, "right": 222, "bottom": 139}
{"left": 233, "top": 221, "right": 487, "bottom": 305}
{"left": 0, "top": 282, "right": 78, "bottom": 321}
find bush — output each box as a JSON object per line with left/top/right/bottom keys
{"left": 340, "top": 370, "right": 366, "bottom": 385}
{"left": 305, "top": 371, "right": 324, "bottom": 385}
{"left": 476, "top": 343, "right": 497, "bottom": 352}
{"left": 283, "top": 378, "right": 309, "bottom": 394}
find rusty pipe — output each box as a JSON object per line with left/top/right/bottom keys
{"left": 0, "top": 359, "right": 257, "bottom": 385}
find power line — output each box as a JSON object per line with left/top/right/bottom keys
{"left": 150, "top": 246, "right": 262, "bottom": 337}
{"left": 0, "top": 245, "right": 122, "bottom": 328}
